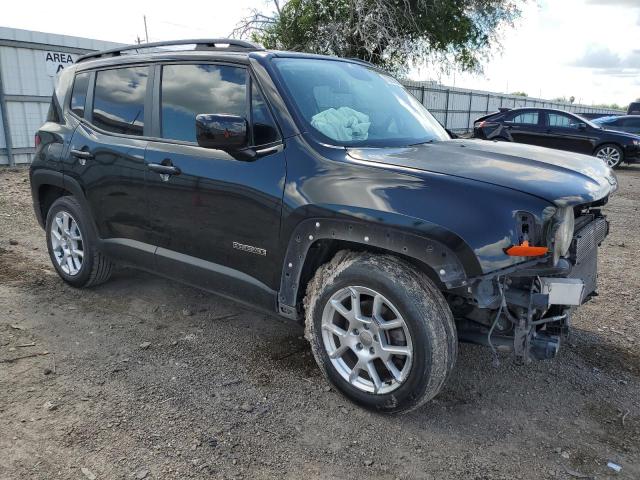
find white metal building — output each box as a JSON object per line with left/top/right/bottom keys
{"left": 0, "top": 27, "right": 121, "bottom": 166}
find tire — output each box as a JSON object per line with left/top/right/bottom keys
{"left": 304, "top": 251, "right": 457, "bottom": 414}
{"left": 594, "top": 143, "right": 624, "bottom": 168}
{"left": 45, "top": 196, "right": 113, "bottom": 288}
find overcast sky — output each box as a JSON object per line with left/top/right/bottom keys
{"left": 2, "top": 0, "right": 638, "bottom": 107}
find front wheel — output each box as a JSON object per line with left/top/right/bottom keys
{"left": 304, "top": 251, "right": 457, "bottom": 414}
{"left": 595, "top": 144, "right": 623, "bottom": 168}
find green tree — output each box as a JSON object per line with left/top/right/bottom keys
{"left": 510, "top": 91, "right": 528, "bottom": 97}
{"left": 234, "top": 0, "right": 525, "bottom": 74}
{"left": 592, "top": 102, "right": 625, "bottom": 111}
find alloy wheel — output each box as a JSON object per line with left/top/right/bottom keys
{"left": 321, "top": 286, "right": 413, "bottom": 394}
{"left": 50, "top": 211, "right": 84, "bottom": 276}
{"left": 596, "top": 146, "right": 621, "bottom": 167}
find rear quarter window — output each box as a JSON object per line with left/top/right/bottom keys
{"left": 70, "top": 72, "right": 91, "bottom": 117}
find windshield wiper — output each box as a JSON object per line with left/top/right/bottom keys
{"left": 408, "top": 139, "right": 435, "bottom": 146}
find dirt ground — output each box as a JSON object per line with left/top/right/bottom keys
{"left": 0, "top": 165, "right": 639, "bottom": 480}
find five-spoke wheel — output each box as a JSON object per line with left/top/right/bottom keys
{"left": 46, "top": 196, "right": 113, "bottom": 287}
{"left": 307, "top": 251, "right": 457, "bottom": 413}
{"left": 322, "top": 286, "right": 413, "bottom": 394}
{"left": 50, "top": 211, "right": 84, "bottom": 276}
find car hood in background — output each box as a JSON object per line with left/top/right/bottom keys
{"left": 347, "top": 139, "right": 617, "bottom": 206}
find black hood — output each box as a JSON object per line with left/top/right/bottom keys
{"left": 347, "top": 139, "right": 618, "bottom": 207}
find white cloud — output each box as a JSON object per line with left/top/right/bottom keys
{"left": 0, "top": 0, "right": 262, "bottom": 44}
{"left": 586, "top": 0, "right": 640, "bottom": 5}
{"left": 411, "top": 0, "right": 640, "bottom": 106}
{"left": 1, "top": 0, "right": 638, "bottom": 107}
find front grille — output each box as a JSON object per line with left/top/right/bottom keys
{"left": 570, "top": 216, "right": 608, "bottom": 265}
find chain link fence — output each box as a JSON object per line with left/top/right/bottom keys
{"left": 401, "top": 80, "right": 623, "bottom": 133}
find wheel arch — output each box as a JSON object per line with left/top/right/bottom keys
{"left": 277, "top": 218, "right": 481, "bottom": 320}
{"left": 30, "top": 169, "right": 96, "bottom": 233}
{"left": 31, "top": 169, "right": 66, "bottom": 228}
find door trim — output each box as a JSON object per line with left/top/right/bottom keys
{"left": 99, "top": 237, "right": 277, "bottom": 310}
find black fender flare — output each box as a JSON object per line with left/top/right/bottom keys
{"left": 277, "top": 218, "right": 481, "bottom": 318}
{"left": 30, "top": 169, "right": 96, "bottom": 234}
{"left": 30, "top": 169, "right": 64, "bottom": 228}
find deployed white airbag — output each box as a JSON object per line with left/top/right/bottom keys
{"left": 311, "top": 107, "right": 371, "bottom": 142}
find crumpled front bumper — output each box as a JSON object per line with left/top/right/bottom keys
{"left": 460, "top": 213, "right": 610, "bottom": 363}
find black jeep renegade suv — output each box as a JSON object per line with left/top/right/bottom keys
{"left": 30, "top": 39, "right": 617, "bottom": 413}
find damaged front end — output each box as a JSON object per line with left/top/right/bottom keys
{"left": 451, "top": 204, "right": 610, "bottom": 364}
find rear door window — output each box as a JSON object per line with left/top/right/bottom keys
{"left": 70, "top": 72, "right": 91, "bottom": 118}
{"left": 547, "top": 113, "right": 581, "bottom": 129}
{"left": 161, "top": 64, "right": 247, "bottom": 143}
{"left": 506, "top": 111, "right": 539, "bottom": 125}
{"left": 92, "top": 66, "right": 149, "bottom": 136}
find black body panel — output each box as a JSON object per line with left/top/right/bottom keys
{"left": 30, "top": 47, "right": 617, "bottom": 320}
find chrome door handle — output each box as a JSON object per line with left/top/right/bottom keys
{"left": 146, "top": 163, "right": 181, "bottom": 176}
{"left": 70, "top": 149, "right": 94, "bottom": 160}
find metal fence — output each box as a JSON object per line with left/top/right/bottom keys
{"left": 0, "top": 27, "right": 626, "bottom": 166}
{"left": 401, "top": 80, "right": 624, "bottom": 133}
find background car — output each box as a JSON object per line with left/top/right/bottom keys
{"left": 473, "top": 107, "right": 640, "bottom": 168}
{"left": 593, "top": 115, "right": 640, "bottom": 135}
{"left": 577, "top": 112, "right": 622, "bottom": 121}
{"left": 628, "top": 101, "right": 640, "bottom": 115}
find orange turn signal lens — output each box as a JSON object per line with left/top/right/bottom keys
{"left": 505, "top": 240, "right": 548, "bottom": 257}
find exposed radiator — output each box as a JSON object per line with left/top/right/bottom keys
{"left": 570, "top": 216, "right": 608, "bottom": 265}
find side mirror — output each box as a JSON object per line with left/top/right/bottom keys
{"left": 577, "top": 122, "right": 587, "bottom": 130}
{"left": 195, "top": 114, "right": 248, "bottom": 150}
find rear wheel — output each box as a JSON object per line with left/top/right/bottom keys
{"left": 305, "top": 251, "right": 457, "bottom": 414}
{"left": 595, "top": 144, "right": 623, "bottom": 168}
{"left": 46, "top": 196, "right": 113, "bottom": 288}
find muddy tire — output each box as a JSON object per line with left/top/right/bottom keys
{"left": 304, "top": 251, "right": 457, "bottom": 414}
{"left": 45, "top": 196, "right": 113, "bottom": 288}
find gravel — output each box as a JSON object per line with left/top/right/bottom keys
{"left": 0, "top": 166, "right": 639, "bottom": 479}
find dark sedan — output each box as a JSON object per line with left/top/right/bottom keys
{"left": 473, "top": 108, "right": 640, "bottom": 168}
{"left": 593, "top": 115, "right": 640, "bottom": 135}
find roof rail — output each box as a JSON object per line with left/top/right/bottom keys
{"left": 76, "top": 38, "right": 264, "bottom": 63}
{"left": 346, "top": 57, "right": 376, "bottom": 67}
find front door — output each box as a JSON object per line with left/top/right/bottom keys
{"left": 543, "top": 111, "right": 594, "bottom": 155}
{"left": 145, "top": 63, "right": 285, "bottom": 308}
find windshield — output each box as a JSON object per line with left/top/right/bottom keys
{"left": 592, "top": 116, "right": 617, "bottom": 125}
{"left": 572, "top": 113, "right": 601, "bottom": 129}
{"left": 273, "top": 58, "right": 449, "bottom": 147}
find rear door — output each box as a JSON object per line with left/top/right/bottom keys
{"left": 543, "top": 111, "right": 594, "bottom": 154}
{"left": 65, "top": 65, "right": 153, "bottom": 264}
{"left": 502, "top": 110, "right": 547, "bottom": 146}
{"left": 144, "top": 62, "right": 285, "bottom": 307}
